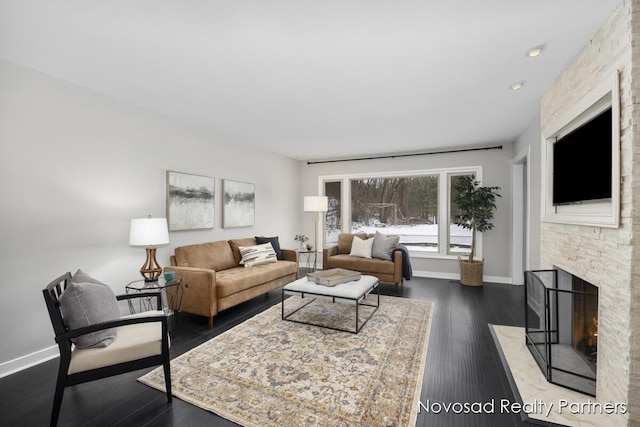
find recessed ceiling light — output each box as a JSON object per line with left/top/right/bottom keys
{"left": 511, "top": 82, "right": 525, "bottom": 90}
{"left": 527, "top": 45, "right": 546, "bottom": 58}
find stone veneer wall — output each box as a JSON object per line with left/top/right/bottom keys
{"left": 540, "top": 2, "right": 639, "bottom": 426}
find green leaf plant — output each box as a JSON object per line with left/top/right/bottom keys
{"left": 452, "top": 175, "right": 501, "bottom": 263}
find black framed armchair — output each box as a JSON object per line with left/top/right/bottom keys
{"left": 42, "top": 272, "right": 172, "bottom": 427}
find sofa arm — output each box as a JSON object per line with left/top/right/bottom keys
{"left": 164, "top": 266, "right": 218, "bottom": 320}
{"left": 323, "top": 245, "right": 339, "bottom": 269}
{"left": 281, "top": 249, "right": 298, "bottom": 263}
{"left": 393, "top": 250, "right": 403, "bottom": 283}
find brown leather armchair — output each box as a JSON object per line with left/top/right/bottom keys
{"left": 323, "top": 233, "right": 404, "bottom": 291}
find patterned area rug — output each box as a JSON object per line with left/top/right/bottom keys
{"left": 139, "top": 295, "right": 434, "bottom": 427}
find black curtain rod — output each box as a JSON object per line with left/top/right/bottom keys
{"left": 306, "top": 145, "right": 503, "bottom": 165}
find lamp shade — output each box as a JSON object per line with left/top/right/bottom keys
{"left": 304, "top": 196, "right": 328, "bottom": 212}
{"left": 129, "top": 217, "right": 170, "bottom": 246}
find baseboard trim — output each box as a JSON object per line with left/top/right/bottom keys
{"left": 0, "top": 346, "right": 59, "bottom": 379}
{"left": 412, "top": 270, "right": 513, "bottom": 285}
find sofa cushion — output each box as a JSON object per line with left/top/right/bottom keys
{"left": 349, "top": 235, "right": 374, "bottom": 258}
{"left": 174, "top": 241, "right": 237, "bottom": 271}
{"left": 372, "top": 231, "right": 400, "bottom": 260}
{"left": 215, "top": 261, "right": 297, "bottom": 298}
{"left": 59, "top": 269, "right": 120, "bottom": 349}
{"left": 325, "top": 254, "right": 395, "bottom": 275}
{"left": 337, "top": 233, "right": 368, "bottom": 254}
{"left": 229, "top": 238, "right": 257, "bottom": 264}
{"left": 239, "top": 243, "right": 278, "bottom": 267}
{"left": 255, "top": 236, "right": 283, "bottom": 260}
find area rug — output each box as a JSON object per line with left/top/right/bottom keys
{"left": 139, "top": 295, "right": 434, "bottom": 427}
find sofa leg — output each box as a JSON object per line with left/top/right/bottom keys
{"left": 208, "top": 316, "right": 213, "bottom": 329}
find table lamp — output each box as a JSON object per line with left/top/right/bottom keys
{"left": 129, "top": 215, "right": 170, "bottom": 282}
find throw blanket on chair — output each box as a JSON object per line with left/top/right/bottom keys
{"left": 394, "top": 245, "right": 413, "bottom": 280}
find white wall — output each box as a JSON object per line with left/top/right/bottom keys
{"left": 513, "top": 114, "right": 541, "bottom": 270}
{"left": 0, "top": 59, "right": 300, "bottom": 375}
{"left": 298, "top": 145, "right": 513, "bottom": 282}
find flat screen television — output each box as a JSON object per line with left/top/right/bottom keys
{"left": 552, "top": 107, "right": 612, "bottom": 206}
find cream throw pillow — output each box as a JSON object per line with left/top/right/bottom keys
{"left": 349, "top": 236, "right": 374, "bottom": 258}
{"left": 239, "top": 242, "right": 278, "bottom": 267}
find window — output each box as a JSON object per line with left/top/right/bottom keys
{"left": 321, "top": 167, "right": 481, "bottom": 258}
{"left": 449, "top": 174, "right": 473, "bottom": 255}
{"left": 324, "top": 181, "right": 342, "bottom": 246}
{"left": 349, "top": 176, "right": 439, "bottom": 251}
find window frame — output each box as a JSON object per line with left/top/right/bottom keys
{"left": 318, "top": 166, "right": 483, "bottom": 260}
{"left": 323, "top": 180, "right": 343, "bottom": 249}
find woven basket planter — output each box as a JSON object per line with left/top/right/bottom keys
{"left": 459, "top": 258, "right": 484, "bottom": 286}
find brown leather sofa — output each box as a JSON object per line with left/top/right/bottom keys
{"left": 323, "top": 233, "right": 403, "bottom": 290}
{"left": 165, "top": 238, "right": 297, "bottom": 328}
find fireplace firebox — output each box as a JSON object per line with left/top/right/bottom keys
{"left": 524, "top": 269, "right": 598, "bottom": 396}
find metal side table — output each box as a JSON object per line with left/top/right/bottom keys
{"left": 125, "top": 277, "right": 184, "bottom": 335}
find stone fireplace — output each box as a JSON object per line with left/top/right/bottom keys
{"left": 537, "top": 3, "right": 640, "bottom": 425}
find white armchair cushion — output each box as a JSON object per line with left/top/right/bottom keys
{"left": 68, "top": 311, "right": 166, "bottom": 374}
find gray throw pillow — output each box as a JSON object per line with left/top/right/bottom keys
{"left": 371, "top": 231, "right": 400, "bottom": 260}
{"left": 58, "top": 269, "right": 120, "bottom": 348}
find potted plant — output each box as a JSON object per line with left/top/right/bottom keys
{"left": 452, "top": 175, "right": 501, "bottom": 286}
{"left": 294, "top": 234, "right": 309, "bottom": 250}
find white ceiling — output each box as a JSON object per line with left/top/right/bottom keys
{"left": 0, "top": 1, "right": 621, "bottom": 161}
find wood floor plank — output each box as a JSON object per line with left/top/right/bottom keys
{"left": 1, "top": 277, "right": 526, "bottom": 426}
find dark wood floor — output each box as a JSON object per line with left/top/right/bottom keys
{"left": 0, "top": 277, "right": 526, "bottom": 427}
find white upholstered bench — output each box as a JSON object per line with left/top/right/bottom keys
{"left": 281, "top": 275, "right": 379, "bottom": 333}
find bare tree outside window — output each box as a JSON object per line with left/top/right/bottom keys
{"left": 348, "top": 176, "right": 439, "bottom": 250}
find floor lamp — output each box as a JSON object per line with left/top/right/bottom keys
{"left": 304, "top": 196, "right": 328, "bottom": 271}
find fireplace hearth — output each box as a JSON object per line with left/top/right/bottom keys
{"left": 524, "top": 269, "right": 598, "bottom": 396}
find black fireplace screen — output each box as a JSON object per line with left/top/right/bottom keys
{"left": 524, "top": 269, "right": 598, "bottom": 396}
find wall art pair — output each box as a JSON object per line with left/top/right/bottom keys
{"left": 166, "top": 171, "right": 255, "bottom": 231}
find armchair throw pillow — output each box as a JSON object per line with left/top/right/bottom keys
{"left": 58, "top": 269, "right": 120, "bottom": 349}
{"left": 371, "top": 231, "right": 400, "bottom": 260}
{"left": 349, "top": 235, "right": 374, "bottom": 258}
